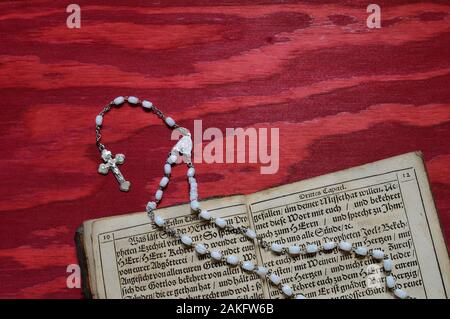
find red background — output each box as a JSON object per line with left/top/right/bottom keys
{"left": 0, "top": 1, "right": 449, "bottom": 298}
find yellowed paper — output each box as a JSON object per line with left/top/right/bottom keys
{"left": 83, "top": 152, "right": 449, "bottom": 299}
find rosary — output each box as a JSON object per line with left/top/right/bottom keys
{"left": 95, "top": 96, "right": 412, "bottom": 299}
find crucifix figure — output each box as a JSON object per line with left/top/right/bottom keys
{"left": 98, "top": 149, "right": 130, "bottom": 192}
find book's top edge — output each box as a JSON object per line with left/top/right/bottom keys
{"left": 79, "top": 151, "right": 423, "bottom": 226}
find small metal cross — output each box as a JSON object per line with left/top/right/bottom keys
{"left": 98, "top": 149, "right": 130, "bottom": 192}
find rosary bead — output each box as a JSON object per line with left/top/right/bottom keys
{"left": 372, "top": 249, "right": 385, "bottom": 260}
{"left": 383, "top": 259, "right": 393, "bottom": 272}
{"left": 288, "top": 245, "right": 301, "bottom": 256}
{"left": 241, "top": 261, "right": 255, "bottom": 272}
{"left": 165, "top": 117, "right": 175, "bottom": 127}
{"left": 210, "top": 250, "right": 222, "bottom": 261}
{"left": 187, "top": 167, "right": 195, "bottom": 177}
{"left": 190, "top": 200, "right": 200, "bottom": 211}
{"left": 269, "top": 273, "right": 281, "bottom": 285}
{"left": 199, "top": 210, "right": 211, "bottom": 220}
{"left": 164, "top": 164, "right": 172, "bottom": 175}
{"left": 282, "top": 285, "right": 293, "bottom": 297}
{"left": 323, "top": 241, "right": 336, "bottom": 251}
{"left": 355, "top": 246, "right": 368, "bottom": 256}
{"left": 195, "top": 243, "right": 207, "bottom": 255}
{"left": 188, "top": 177, "right": 196, "bottom": 184}
{"left": 295, "top": 294, "right": 306, "bottom": 299}
{"left": 245, "top": 229, "right": 257, "bottom": 240}
{"left": 215, "top": 217, "right": 227, "bottom": 228}
{"left": 226, "top": 255, "right": 239, "bottom": 266}
{"left": 146, "top": 201, "right": 157, "bottom": 212}
{"left": 127, "top": 96, "right": 139, "bottom": 104}
{"left": 154, "top": 215, "right": 165, "bottom": 227}
{"left": 155, "top": 189, "right": 163, "bottom": 201}
{"left": 394, "top": 288, "right": 408, "bottom": 299}
{"left": 167, "top": 154, "right": 178, "bottom": 164}
{"left": 386, "top": 275, "right": 396, "bottom": 289}
{"left": 159, "top": 176, "right": 169, "bottom": 188}
{"left": 113, "top": 96, "right": 125, "bottom": 105}
{"left": 190, "top": 192, "right": 198, "bottom": 201}
{"left": 142, "top": 100, "right": 153, "bottom": 109}
{"left": 255, "top": 266, "right": 268, "bottom": 277}
{"left": 195, "top": 244, "right": 207, "bottom": 255}
{"left": 271, "top": 243, "right": 283, "bottom": 254}
{"left": 306, "top": 244, "right": 318, "bottom": 254}
{"left": 181, "top": 235, "right": 193, "bottom": 246}
{"left": 95, "top": 115, "right": 103, "bottom": 126}
{"left": 190, "top": 182, "right": 198, "bottom": 191}
{"left": 339, "top": 241, "right": 352, "bottom": 252}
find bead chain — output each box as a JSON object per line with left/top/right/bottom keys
{"left": 96, "top": 96, "right": 412, "bottom": 299}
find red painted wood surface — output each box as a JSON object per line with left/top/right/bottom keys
{"left": 0, "top": 1, "right": 449, "bottom": 298}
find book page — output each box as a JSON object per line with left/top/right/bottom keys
{"left": 89, "top": 195, "right": 267, "bottom": 299}
{"left": 247, "top": 152, "right": 449, "bottom": 299}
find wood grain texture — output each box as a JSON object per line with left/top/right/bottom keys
{"left": 0, "top": 0, "right": 449, "bottom": 298}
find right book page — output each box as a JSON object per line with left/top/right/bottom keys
{"left": 246, "top": 151, "right": 450, "bottom": 299}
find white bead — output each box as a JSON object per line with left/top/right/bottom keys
{"left": 245, "top": 229, "right": 257, "bottom": 239}
{"left": 190, "top": 200, "right": 200, "bottom": 211}
{"left": 154, "top": 215, "right": 165, "bottom": 227}
{"left": 167, "top": 154, "right": 177, "bottom": 164}
{"left": 155, "top": 189, "right": 163, "bottom": 201}
{"left": 210, "top": 250, "right": 222, "bottom": 261}
{"left": 295, "top": 294, "right": 306, "bottom": 299}
{"left": 142, "top": 100, "right": 153, "bottom": 109}
{"left": 282, "top": 284, "right": 293, "bottom": 297}
{"left": 372, "top": 249, "right": 384, "bottom": 260}
{"left": 199, "top": 210, "right": 211, "bottom": 220}
{"left": 386, "top": 275, "right": 396, "bottom": 289}
{"left": 215, "top": 217, "right": 227, "bottom": 228}
{"left": 226, "top": 255, "right": 239, "bottom": 266}
{"left": 113, "top": 96, "right": 125, "bottom": 105}
{"left": 165, "top": 117, "right": 175, "bottom": 127}
{"left": 188, "top": 177, "right": 196, "bottom": 184}
{"left": 355, "top": 246, "right": 368, "bottom": 256}
{"left": 384, "top": 259, "right": 393, "bottom": 272}
{"left": 190, "top": 192, "right": 198, "bottom": 201}
{"left": 323, "top": 241, "right": 336, "bottom": 251}
{"left": 195, "top": 243, "right": 207, "bottom": 255}
{"left": 241, "top": 261, "right": 255, "bottom": 272}
{"left": 164, "top": 164, "right": 171, "bottom": 175}
{"left": 95, "top": 115, "right": 103, "bottom": 126}
{"left": 269, "top": 273, "right": 281, "bottom": 285}
{"left": 306, "top": 244, "right": 318, "bottom": 254}
{"left": 181, "top": 235, "right": 193, "bottom": 246}
{"left": 288, "top": 245, "right": 301, "bottom": 256}
{"left": 255, "top": 266, "right": 268, "bottom": 277}
{"left": 394, "top": 288, "right": 408, "bottom": 299}
{"left": 187, "top": 167, "right": 195, "bottom": 177}
{"left": 190, "top": 182, "right": 197, "bottom": 190}
{"left": 339, "top": 241, "right": 352, "bottom": 252}
{"left": 127, "top": 96, "right": 139, "bottom": 104}
{"left": 146, "top": 201, "right": 157, "bottom": 212}
{"left": 271, "top": 243, "right": 283, "bottom": 253}
{"left": 159, "top": 176, "right": 169, "bottom": 188}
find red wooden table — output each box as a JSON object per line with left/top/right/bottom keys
{"left": 0, "top": 1, "right": 449, "bottom": 298}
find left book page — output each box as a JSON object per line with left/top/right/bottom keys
{"left": 86, "top": 195, "right": 266, "bottom": 299}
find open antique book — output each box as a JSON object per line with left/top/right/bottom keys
{"left": 76, "top": 152, "right": 450, "bottom": 299}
